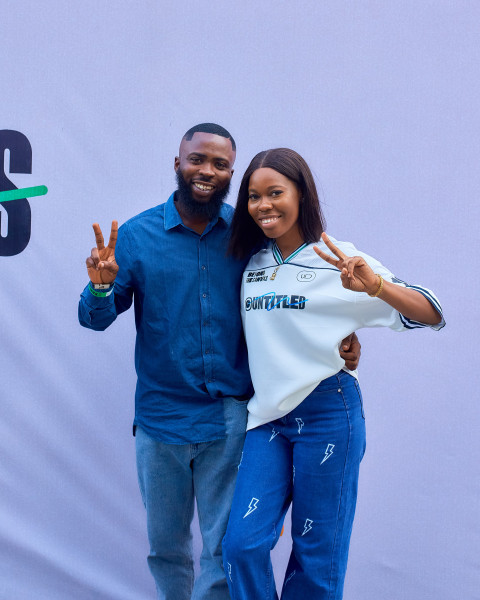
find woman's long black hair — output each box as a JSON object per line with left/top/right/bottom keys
{"left": 228, "top": 148, "right": 326, "bottom": 259}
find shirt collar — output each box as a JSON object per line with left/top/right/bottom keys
{"left": 164, "top": 193, "right": 184, "bottom": 231}
{"left": 164, "top": 192, "right": 232, "bottom": 231}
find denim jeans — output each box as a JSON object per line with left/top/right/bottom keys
{"left": 136, "top": 396, "right": 248, "bottom": 600}
{"left": 222, "top": 371, "right": 366, "bottom": 600}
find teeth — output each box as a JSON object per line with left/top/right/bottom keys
{"left": 194, "top": 182, "right": 214, "bottom": 191}
{"left": 260, "top": 217, "right": 279, "bottom": 224}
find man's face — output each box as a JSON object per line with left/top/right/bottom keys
{"left": 174, "top": 132, "right": 235, "bottom": 207}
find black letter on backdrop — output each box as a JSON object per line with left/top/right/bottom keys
{"left": 0, "top": 130, "right": 32, "bottom": 256}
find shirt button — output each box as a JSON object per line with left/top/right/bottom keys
{"left": 205, "top": 349, "right": 210, "bottom": 354}
{"left": 202, "top": 293, "right": 207, "bottom": 298}
{"left": 203, "top": 321, "right": 209, "bottom": 326}
{"left": 201, "top": 265, "right": 206, "bottom": 270}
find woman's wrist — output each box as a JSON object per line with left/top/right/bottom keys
{"left": 367, "top": 274, "right": 384, "bottom": 297}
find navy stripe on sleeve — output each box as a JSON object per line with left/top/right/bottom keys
{"left": 399, "top": 313, "right": 430, "bottom": 330}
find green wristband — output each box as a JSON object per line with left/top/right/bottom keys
{"left": 88, "top": 284, "right": 114, "bottom": 298}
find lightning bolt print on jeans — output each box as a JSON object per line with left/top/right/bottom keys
{"left": 222, "top": 371, "right": 366, "bottom": 600}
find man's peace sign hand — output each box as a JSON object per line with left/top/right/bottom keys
{"left": 86, "top": 221, "right": 119, "bottom": 284}
{"left": 313, "top": 233, "right": 380, "bottom": 295}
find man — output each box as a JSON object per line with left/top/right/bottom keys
{"left": 78, "top": 123, "right": 360, "bottom": 600}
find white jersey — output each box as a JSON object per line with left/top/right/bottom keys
{"left": 241, "top": 236, "right": 444, "bottom": 430}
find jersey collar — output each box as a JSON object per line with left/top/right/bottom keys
{"left": 272, "top": 240, "right": 308, "bottom": 265}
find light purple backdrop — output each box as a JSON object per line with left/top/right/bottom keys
{"left": 1, "top": 2, "right": 478, "bottom": 599}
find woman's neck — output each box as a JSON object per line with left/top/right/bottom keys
{"left": 275, "top": 234, "right": 305, "bottom": 260}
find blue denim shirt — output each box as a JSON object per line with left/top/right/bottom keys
{"left": 79, "top": 193, "right": 252, "bottom": 444}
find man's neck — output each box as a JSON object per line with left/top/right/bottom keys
{"left": 175, "top": 197, "right": 211, "bottom": 235}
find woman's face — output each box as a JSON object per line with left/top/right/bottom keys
{"left": 247, "top": 167, "right": 303, "bottom": 250}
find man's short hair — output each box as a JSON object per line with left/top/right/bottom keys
{"left": 183, "top": 123, "right": 236, "bottom": 151}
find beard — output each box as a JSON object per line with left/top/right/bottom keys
{"left": 175, "top": 169, "right": 231, "bottom": 221}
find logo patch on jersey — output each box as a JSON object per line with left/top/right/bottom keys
{"left": 246, "top": 270, "right": 268, "bottom": 283}
{"left": 296, "top": 270, "right": 316, "bottom": 282}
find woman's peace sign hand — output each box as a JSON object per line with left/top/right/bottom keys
{"left": 313, "top": 233, "right": 380, "bottom": 295}
{"left": 85, "top": 221, "right": 119, "bottom": 284}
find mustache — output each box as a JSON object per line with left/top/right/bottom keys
{"left": 193, "top": 176, "right": 214, "bottom": 183}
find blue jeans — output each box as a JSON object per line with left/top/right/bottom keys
{"left": 222, "top": 371, "right": 366, "bottom": 600}
{"left": 136, "top": 397, "right": 248, "bottom": 600}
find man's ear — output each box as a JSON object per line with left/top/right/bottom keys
{"left": 231, "top": 168, "right": 234, "bottom": 176}
{"left": 174, "top": 156, "right": 180, "bottom": 171}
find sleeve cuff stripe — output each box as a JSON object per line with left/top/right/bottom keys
{"left": 399, "top": 314, "right": 428, "bottom": 329}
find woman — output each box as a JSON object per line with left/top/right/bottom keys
{"left": 222, "top": 148, "right": 444, "bottom": 599}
